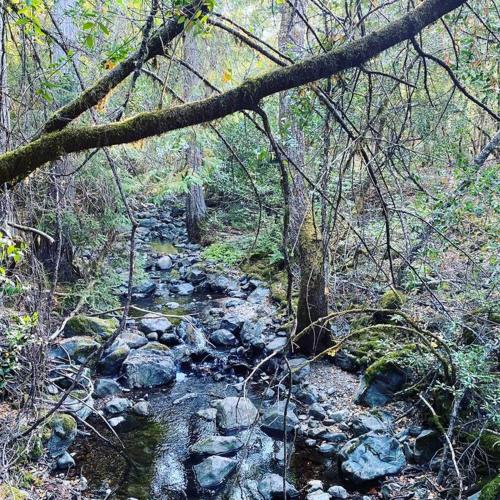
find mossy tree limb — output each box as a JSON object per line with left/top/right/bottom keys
{"left": 0, "top": 0, "right": 466, "bottom": 186}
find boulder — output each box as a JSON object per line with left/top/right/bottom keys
{"left": 190, "top": 436, "right": 243, "bottom": 457}
{"left": 63, "top": 391, "right": 94, "bottom": 421}
{"left": 257, "top": 473, "right": 299, "bottom": 499}
{"left": 288, "top": 357, "right": 310, "bottom": 383}
{"left": 132, "top": 401, "right": 151, "bottom": 416}
{"left": 157, "top": 255, "right": 173, "bottom": 270}
{"left": 44, "top": 413, "right": 77, "bottom": 458}
{"left": 207, "top": 275, "right": 239, "bottom": 293}
{"left": 219, "top": 314, "right": 245, "bottom": 334}
{"left": 132, "top": 280, "right": 156, "bottom": 296}
{"left": 117, "top": 330, "right": 148, "bottom": 349}
{"left": 105, "top": 397, "right": 132, "bottom": 415}
{"left": 355, "top": 363, "right": 407, "bottom": 407}
{"left": 265, "top": 337, "right": 288, "bottom": 352}
{"left": 216, "top": 397, "right": 258, "bottom": 433}
{"left": 194, "top": 456, "right": 237, "bottom": 489}
{"left": 170, "top": 282, "right": 194, "bottom": 295}
{"left": 63, "top": 315, "right": 118, "bottom": 340}
{"left": 210, "top": 329, "right": 239, "bottom": 347}
{"left": 247, "top": 287, "right": 270, "bottom": 304}
{"left": 340, "top": 432, "right": 406, "bottom": 484}
{"left": 49, "top": 336, "right": 99, "bottom": 364}
{"left": 56, "top": 451, "right": 75, "bottom": 469}
{"left": 261, "top": 402, "right": 299, "bottom": 434}
{"left": 309, "top": 403, "right": 327, "bottom": 421}
{"left": 160, "top": 333, "right": 183, "bottom": 347}
{"left": 413, "top": 429, "right": 442, "bottom": 464}
{"left": 99, "top": 344, "right": 130, "bottom": 375}
{"left": 328, "top": 485, "right": 349, "bottom": 499}
{"left": 139, "top": 313, "right": 172, "bottom": 334}
{"left": 185, "top": 268, "right": 207, "bottom": 284}
{"left": 240, "top": 320, "right": 266, "bottom": 350}
{"left": 351, "top": 412, "right": 393, "bottom": 437}
{"left": 93, "top": 378, "right": 121, "bottom": 398}
{"left": 123, "top": 349, "right": 176, "bottom": 388}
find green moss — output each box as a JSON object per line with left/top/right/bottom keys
{"left": 64, "top": 315, "right": 118, "bottom": 341}
{"left": 0, "top": 484, "right": 28, "bottom": 499}
{"left": 364, "top": 344, "right": 416, "bottom": 383}
{"left": 479, "top": 431, "right": 500, "bottom": 461}
{"left": 46, "top": 413, "right": 77, "bottom": 438}
{"left": 480, "top": 475, "right": 500, "bottom": 500}
{"left": 141, "top": 342, "right": 169, "bottom": 352}
{"left": 379, "top": 290, "right": 405, "bottom": 310}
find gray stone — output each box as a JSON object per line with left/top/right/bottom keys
{"left": 307, "top": 492, "right": 330, "bottom": 500}
{"left": 340, "top": 432, "right": 406, "bottom": 484}
{"left": 118, "top": 331, "right": 148, "bottom": 349}
{"left": 210, "top": 329, "right": 239, "bottom": 347}
{"left": 49, "top": 336, "right": 99, "bottom": 364}
{"left": 132, "top": 401, "right": 151, "bottom": 416}
{"left": 157, "top": 255, "right": 173, "bottom": 270}
{"left": 328, "top": 409, "right": 350, "bottom": 424}
{"left": 190, "top": 436, "right": 243, "bottom": 456}
{"left": 216, "top": 397, "right": 258, "bottom": 433}
{"left": 322, "top": 432, "right": 347, "bottom": 443}
{"left": 413, "top": 429, "right": 442, "bottom": 464}
{"left": 123, "top": 349, "right": 176, "bottom": 388}
{"left": 99, "top": 344, "right": 130, "bottom": 375}
{"left": 240, "top": 320, "right": 266, "bottom": 350}
{"left": 139, "top": 313, "right": 172, "bottom": 334}
{"left": 296, "top": 388, "right": 318, "bottom": 405}
{"left": 146, "top": 332, "right": 159, "bottom": 341}
{"left": 219, "top": 314, "right": 245, "bottom": 334}
{"left": 265, "top": 337, "right": 288, "bottom": 352}
{"left": 56, "top": 451, "right": 75, "bottom": 469}
{"left": 309, "top": 403, "right": 327, "bottom": 421}
{"left": 45, "top": 413, "right": 77, "bottom": 458}
{"left": 287, "top": 357, "right": 310, "bottom": 382}
{"left": 351, "top": 412, "right": 392, "bottom": 437}
{"left": 208, "top": 275, "right": 239, "bottom": 293}
{"left": 159, "top": 333, "right": 182, "bottom": 347}
{"left": 171, "top": 282, "right": 194, "bottom": 295}
{"left": 108, "top": 416, "right": 126, "bottom": 428}
{"left": 93, "top": 378, "right": 121, "bottom": 398}
{"left": 354, "top": 366, "right": 407, "bottom": 407}
{"left": 247, "top": 287, "right": 270, "bottom": 304}
{"left": 261, "top": 403, "right": 299, "bottom": 434}
{"left": 197, "top": 408, "right": 217, "bottom": 420}
{"left": 257, "top": 473, "right": 299, "bottom": 499}
{"left": 105, "top": 397, "right": 132, "bottom": 415}
{"left": 194, "top": 456, "right": 237, "bottom": 489}
{"left": 319, "top": 443, "right": 338, "bottom": 456}
{"left": 64, "top": 392, "right": 94, "bottom": 421}
{"left": 328, "top": 485, "right": 348, "bottom": 499}
{"left": 307, "top": 480, "right": 323, "bottom": 493}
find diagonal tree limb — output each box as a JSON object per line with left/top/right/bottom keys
{"left": 0, "top": 0, "right": 467, "bottom": 186}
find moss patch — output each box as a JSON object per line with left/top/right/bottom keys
{"left": 364, "top": 344, "right": 416, "bottom": 384}
{"left": 480, "top": 475, "right": 500, "bottom": 500}
{"left": 64, "top": 315, "right": 118, "bottom": 341}
{"left": 0, "top": 484, "right": 28, "bottom": 500}
{"left": 379, "top": 290, "right": 405, "bottom": 310}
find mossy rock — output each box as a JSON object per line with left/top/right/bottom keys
{"left": 487, "top": 305, "right": 500, "bottom": 325}
{"left": 379, "top": 290, "right": 406, "bottom": 310}
{"left": 270, "top": 271, "right": 288, "bottom": 305}
{"left": 480, "top": 475, "right": 500, "bottom": 500}
{"left": 43, "top": 413, "right": 77, "bottom": 458}
{"left": 0, "top": 484, "right": 28, "bottom": 500}
{"left": 364, "top": 344, "right": 417, "bottom": 384}
{"left": 63, "top": 315, "right": 118, "bottom": 341}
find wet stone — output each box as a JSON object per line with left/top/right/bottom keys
{"left": 194, "top": 456, "right": 237, "bottom": 489}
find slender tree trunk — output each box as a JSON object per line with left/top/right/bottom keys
{"left": 279, "top": 1, "right": 329, "bottom": 354}
{"left": 36, "top": 0, "right": 79, "bottom": 281}
{"left": 183, "top": 32, "right": 207, "bottom": 243}
{"left": 0, "top": 6, "right": 12, "bottom": 230}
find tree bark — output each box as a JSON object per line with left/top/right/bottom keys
{"left": 0, "top": 0, "right": 467, "bottom": 186}
{"left": 183, "top": 33, "right": 207, "bottom": 243}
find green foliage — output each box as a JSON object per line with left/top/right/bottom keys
{"left": 202, "top": 241, "right": 244, "bottom": 265}
{"left": 0, "top": 312, "right": 38, "bottom": 392}
{"left": 0, "top": 235, "right": 25, "bottom": 297}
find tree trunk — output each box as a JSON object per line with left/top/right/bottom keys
{"left": 183, "top": 32, "right": 207, "bottom": 243}
{"left": 37, "top": 0, "right": 79, "bottom": 282}
{"left": 0, "top": 7, "right": 12, "bottom": 229}
{"left": 295, "top": 207, "right": 329, "bottom": 354}
{"left": 279, "top": 1, "right": 329, "bottom": 354}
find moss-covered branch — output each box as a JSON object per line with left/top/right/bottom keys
{"left": 0, "top": 0, "right": 466, "bottom": 185}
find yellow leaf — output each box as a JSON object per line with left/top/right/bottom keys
{"left": 222, "top": 68, "right": 232, "bottom": 83}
